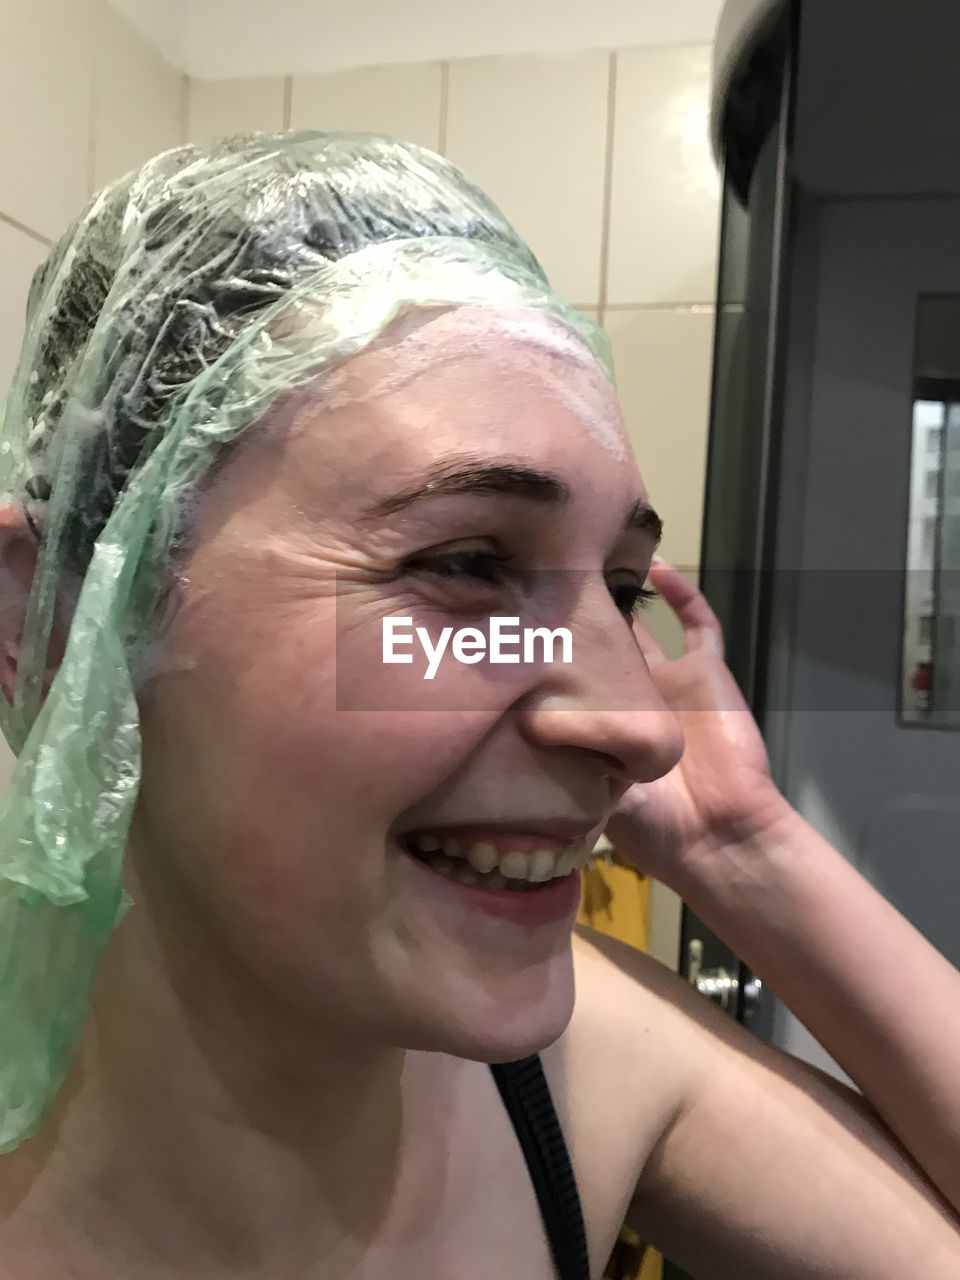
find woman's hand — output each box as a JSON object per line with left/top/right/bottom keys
{"left": 608, "top": 563, "right": 960, "bottom": 1220}
{"left": 605, "top": 560, "right": 791, "bottom": 891}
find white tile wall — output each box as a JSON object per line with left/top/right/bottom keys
{"left": 607, "top": 46, "right": 720, "bottom": 306}
{"left": 0, "top": 0, "right": 96, "bottom": 240}
{"left": 93, "top": 3, "right": 184, "bottom": 190}
{"left": 188, "top": 77, "right": 287, "bottom": 143}
{"left": 0, "top": 0, "right": 185, "bottom": 385}
{"left": 446, "top": 54, "right": 609, "bottom": 307}
{"left": 0, "top": 221, "right": 48, "bottom": 394}
{"left": 291, "top": 64, "right": 443, "bottom": 152}
{"left": 606, "top": 306, "right": 715, "bottom": 571}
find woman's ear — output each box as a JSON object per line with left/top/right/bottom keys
{"left": 0, "top": 504, "right": 41, "bottom": 704}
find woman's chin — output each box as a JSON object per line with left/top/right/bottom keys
{"left": 405, "top": 961, "right": 577, "bottom": 1063}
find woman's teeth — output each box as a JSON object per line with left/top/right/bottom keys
{"left": 404, "top": 833, "right": 598, "bottom": 891}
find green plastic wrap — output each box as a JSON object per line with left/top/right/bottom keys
{"left": 0, "top": 131, "right": 613, "bottom": 1151}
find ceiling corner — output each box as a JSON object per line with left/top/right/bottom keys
{"left": 104, "top": 0, "right": 191, "bottom": 73}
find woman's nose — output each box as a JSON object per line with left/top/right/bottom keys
{"left": 518, "top": 601, "right": 685, "bottom": 786}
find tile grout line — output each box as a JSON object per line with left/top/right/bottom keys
{"left": 180, "top": 73, "right": 191, "bottom": 145}
{"left": 603, "top": 301, "right": 718, "bottom": 313}
{"left": 283, "top": 76, "right": 294, "bottom": 130}
{"left": 0, "top": 211, "right": 53, "bottom": 249}
{"left": 596, "top": 50, "right": 618, "bottom": 326}
{"left": 438, "top": 62, "right": 450, "bottom": 155}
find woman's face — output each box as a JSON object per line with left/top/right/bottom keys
{"left": 134, "top": 309, "right": 684, "bottom": 1061}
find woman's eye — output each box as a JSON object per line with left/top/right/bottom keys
{"left": 406, "top": 550, "right": 515, "bottom": 585}
{"left": 404, "top": 553, "right": 655, "bottom": 619}
{"left": 610, "top": 580, "right": 658, "bottom": 619}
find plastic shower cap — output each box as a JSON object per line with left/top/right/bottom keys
{"left": 0, "top": 130, "right": 613, "bottom": 1151}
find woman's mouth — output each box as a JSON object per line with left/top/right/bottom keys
{"left": 399, "top": 829, "right": 599, "bottom": 893}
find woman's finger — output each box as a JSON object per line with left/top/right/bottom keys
{"left": 648, "top": 559, "right": 725, "bottom": 659}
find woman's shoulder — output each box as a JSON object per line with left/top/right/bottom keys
{"left": 528, "top": 927, "right": 710, "bottom": 1250}
{"left": 561, "top": 921, "right": 724, "bottom": 1078}
{"left": 560, "top": 923, "right": 790, "bottom": 1094}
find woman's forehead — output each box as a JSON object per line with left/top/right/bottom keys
{"left": 289, "top": 305, "right": 631, "bottom": 464}
{"left": 186, "top": 314, "right": 646, "bottom": 558}
{"left": 321, "top": 304, "right": 606, "bottom": 397}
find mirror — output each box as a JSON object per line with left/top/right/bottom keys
{"left": 901, "top": 295, "right": 960, "bottom": 726}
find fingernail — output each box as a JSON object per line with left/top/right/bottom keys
{"left": 651, "top": 554, "right": 665, "bottom": 565}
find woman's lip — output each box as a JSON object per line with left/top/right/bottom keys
{"left": 398, "top": 820, "right": 605, "bottom": 850}
{"left": 404, "top": 854, "right": 582, "bottom": 925}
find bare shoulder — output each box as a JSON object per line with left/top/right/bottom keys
{"left": 550, "top": 929, "right": 960, "bottom": 1277}
{"left": 544, "top": 922, "right": 841, "bottom": 1143}
{"left": 536, "top": 925, "right": 721, "bottom": 1253}
{"left": 545, "top": 922, "right": 732, "bottom": 1094}
{"left": 555, "top": 921, "right": 796, "bottom": 1084}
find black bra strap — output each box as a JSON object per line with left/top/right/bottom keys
{"left": 490, "top": 1055, "right": 591, "bottom": 1280}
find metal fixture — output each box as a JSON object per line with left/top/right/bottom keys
{"left": 687, "top": 938, "right": 763, "bottom": 1017}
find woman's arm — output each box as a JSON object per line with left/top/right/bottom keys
{"left": 604, "top": 561, "right": 960, "bottom": 1221}
{"left": 567, "top": 925, "right": 960, "bottom": 1280}
{"left": 676, "top": 799, "right": 960, "bottom": 1215}
{"left": 628, "top": 951, "right": 960, "bottom": 1279}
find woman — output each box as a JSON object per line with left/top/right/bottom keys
{"left": 0, "top": 132, "right": 957, "bottom": 1279}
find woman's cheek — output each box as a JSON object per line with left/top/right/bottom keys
{"left": 213, "top": 819, "right": 331, "bottom": 921}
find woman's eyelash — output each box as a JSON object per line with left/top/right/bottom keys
{"left": 406, "top": 553, "right": 658, "bottom": 617}
{"left": 407, "top": 550, "right": 516, "bottom": 583}
{"left": 634, "top": 586, "right": 658, "bottom": 610}
{"left": 616, "top": 584, "right": 658, "bottom": 618}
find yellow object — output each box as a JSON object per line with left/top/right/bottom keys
{"left": 577, "top": 841, "right": 650, "bottom": 953}
{"left": 639, "top": 1246, "right": 663, "bottom": 1280}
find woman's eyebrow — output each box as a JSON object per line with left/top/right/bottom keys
{"left": 361, "top": 458, "right": 664, "bottom": 543}
{"left": 627, "top": 499, "right": 664, "bottom": 544}
{"left": 362, "top": 460, "right": 571, "bottom": 518}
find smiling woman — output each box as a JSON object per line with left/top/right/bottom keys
{"left": 0, "top": 131, "right": 959, "bottom": 1280}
